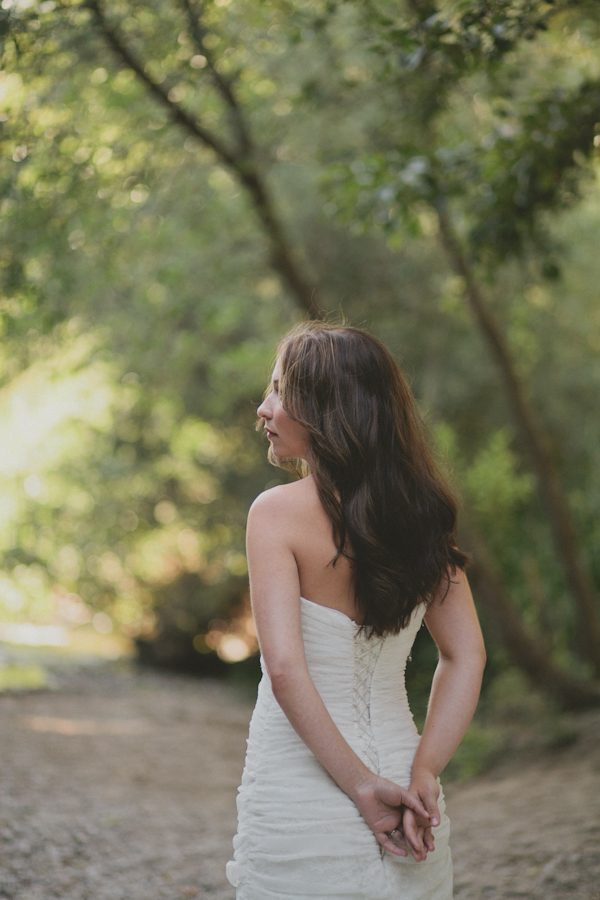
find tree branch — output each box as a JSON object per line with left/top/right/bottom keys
{"left": 86, "top": 0, "right": 322, "bottom": 318}
{"left": 180, "top": 0, "right": 251, "bottom": 158}
{"left": 86, "top": 0, "right": 238, "bottom": 168}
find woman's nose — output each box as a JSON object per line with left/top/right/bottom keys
{"left": 257, "top": 398, "right": 271, "bottom": 419}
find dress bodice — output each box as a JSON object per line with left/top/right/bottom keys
{"left": 296, "top": 596, "right": 426, "bottom": 786}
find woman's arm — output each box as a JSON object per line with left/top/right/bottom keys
{"left": 247, "top": 488, "right": 428, "bottom": 856}
{"left": 403, "top": 567, "right": 486, "bottom": 860}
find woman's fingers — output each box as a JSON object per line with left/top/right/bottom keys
{"left": 389, "top": 825, "right": 410, "bottom": 851}
{"left": 422, "top": 792, "right": 440, "bottom": 829}
{"left": 374, "top": 777, "right": 430, "bottom": 823}
{"left": 358, "top": 776, "right": 438, "bottom": 860}
{"left": 402, "top": 809, "right": 426, "bottom": 860}
{"left": 411, "top": 773, "right": 440, "bottom": 828}
{"left": 391, "top": 832, "right": 409, "bottom": 850}
{"left": 399, "top": 787, "right": 429, "bottom": 820}
{"left": 423, "top": 825, "right": 435, "bottom": 853}
{"left": 377, "top": 831, "right": 408, "bottom": 857}
{"left": 401, "top": 773, "right": 441, "bottom": 861}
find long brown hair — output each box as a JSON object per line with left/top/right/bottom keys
{"left": 261, "top": 322, "right": 469, "bottom": 636}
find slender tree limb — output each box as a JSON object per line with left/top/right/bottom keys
{"left": 86, "top": 0, "right": 238, "bottom": 166}
{"left": 436, "top": 197, "right": 600, "bottom": 678}
{"left": 86, "top": 0, "right": 322, "bottom": 318}
{"left": 180, "top": 0, "right": 251, "bottom": 158}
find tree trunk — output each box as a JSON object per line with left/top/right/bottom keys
{"left": 463, "top": 525, "right": 600, "bottom": 710}
{"left": 435, "top": 198, "right": 600, "bottom": 678}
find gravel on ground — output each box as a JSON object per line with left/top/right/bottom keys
{"left": 1, "top": 659, "right": 599, "bottom": 900}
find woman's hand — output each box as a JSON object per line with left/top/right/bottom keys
{"left": 352, "top": 774, "right": 430, "bottom": 857}
{"left": 402, "top": 769, "right": 440, "bottom": 861}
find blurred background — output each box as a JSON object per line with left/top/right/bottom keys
{"left": 1, "top": 0, "right": 600, "bottom": 775}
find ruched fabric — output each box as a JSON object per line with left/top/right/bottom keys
{"left": 226, "top": 598, "right": 453, "bottom": 900}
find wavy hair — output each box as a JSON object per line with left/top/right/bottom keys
{"left": 260, "top": 322, "right": 469, "bottom": 637}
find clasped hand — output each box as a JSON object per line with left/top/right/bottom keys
{"left": 353, "top": 770, "right": 440, "bottom": 862}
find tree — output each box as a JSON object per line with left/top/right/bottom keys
{"left": 89, "top": 0, "right": 325, "bottom": 317}
{"left": 2, "top": 0, "right": 600, "bottom": 705}
{"left": 319, "top": 0, "right": 600, "bottom": 685}
{"left": 3, "top": 0, "right": 323, "bottom": 317}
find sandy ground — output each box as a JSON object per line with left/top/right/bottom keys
{"left": 1, "top": 661, "right": 599, "bottom": 900}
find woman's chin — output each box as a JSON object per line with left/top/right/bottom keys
{"left": 270, "top": 447, "right": 295, "bottom": 460}
{"left": 268, "top": 442, "right": 308, "bottom": 461}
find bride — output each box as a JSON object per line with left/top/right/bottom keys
{"left": 227, "top": 322, "right": 486, "bottom": 900}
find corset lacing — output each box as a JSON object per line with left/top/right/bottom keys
{"left": 353, "top": 630, "right": 385, "bottom": 773}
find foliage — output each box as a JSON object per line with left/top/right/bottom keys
{"left": 0, "top": 0, "right": 303, "bottom": 657}
{"left": 0, "top": 0, "right": 599, "bottom": 694}
{"left": 321, "top": 2, "right": 600, "bottom": 267}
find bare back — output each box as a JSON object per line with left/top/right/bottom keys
{"left": 271, "top": 474, "right": 361, "bottom": 624}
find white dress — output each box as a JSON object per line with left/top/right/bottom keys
{"left": 226, "top": 597, "right": 453, "bottom": 900}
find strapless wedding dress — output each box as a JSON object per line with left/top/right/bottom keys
{"left": 226, "top": 597, "right": 452, "bottom": 900}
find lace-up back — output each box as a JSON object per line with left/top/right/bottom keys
{"left": 353, "top": 629, "right": 384, "bottom": 774}
{"left": 226, "top": 597, "right": 453, "bottom": 900}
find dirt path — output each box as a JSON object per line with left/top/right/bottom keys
{"left": 1, "top": 662, "right": 599, "bottom": 900}
{"left": 445, "top": 727, "right": 600, "bottom": 900}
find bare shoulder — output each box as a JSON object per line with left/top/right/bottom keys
{"left": 248, "top": 477, "right": 319, "bottom": 531}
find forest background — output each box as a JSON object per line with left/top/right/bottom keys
{"left": 1, "top": 0, "right": 600, "bottom": 767}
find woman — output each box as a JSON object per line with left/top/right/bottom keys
{"left": 227, "top": 323, "right": 486, "bottom": 900}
